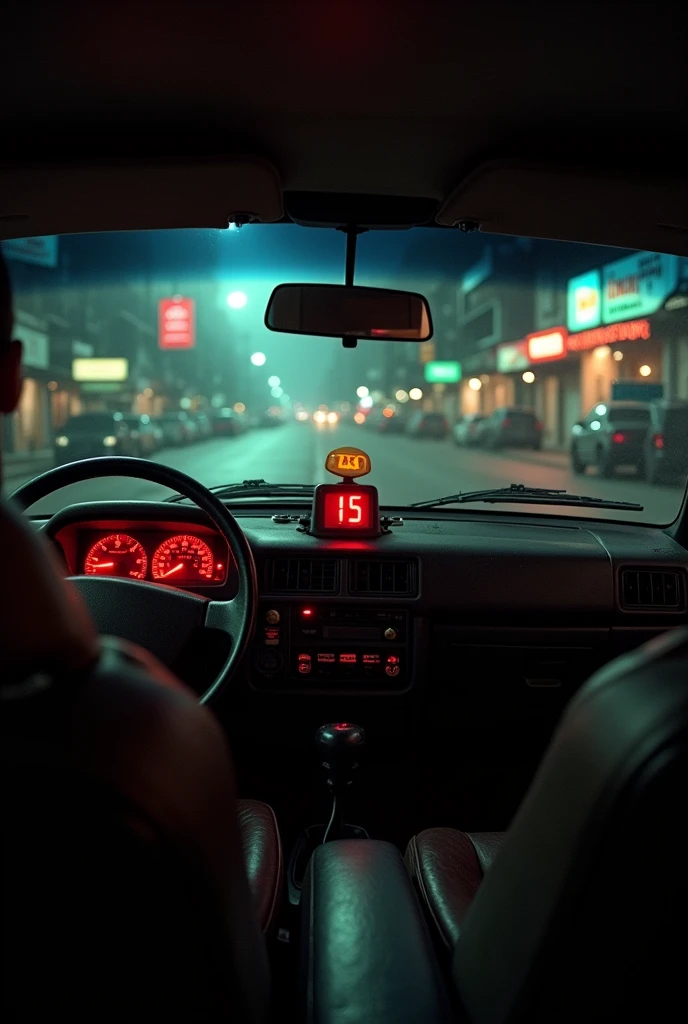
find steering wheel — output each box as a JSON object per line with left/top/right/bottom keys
{"left": 10, "top": 457, "right": 258, "bottom": 705}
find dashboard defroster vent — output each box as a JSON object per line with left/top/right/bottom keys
{"left": 349, "top": 560, "right": 416, "bottom": 596}
{"left": 271, "top": 558, "right": 338, "bottom": 593}
{"left": 620, "top": 569, "right": 685, "bottom": 610}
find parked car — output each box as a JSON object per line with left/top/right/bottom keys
{"left": 190, "top": 411, "right": 213, "bottom": 439}
{"left": 571, "top": 401, "right": 650, "bottom": 477}
{"left": 643, "top": 401, "right": 688, "bottom": 484}
{"left": 406, "top": 411, "right": 450, "bottom": 439}
{"left": 365, "top": 406, "right": 407, "bottom": 433}
{"left": 211, "top": 408, "right": 245, "bottom": 437}
{"left": 157, "top": 413, "right": 188, "bottom": 447}
{"left": 453, "top": 413, "right": 487, "bottom": 446}
{"left": 121, "top": 414, "right": 160, "bottom": 457}
{"left": 53, "top": 411, "right": 136, "bottom": 464}
{"left": 479, "top": 407, "right": 542, "bottom": 449}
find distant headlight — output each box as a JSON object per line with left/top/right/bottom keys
{"left": 103, "top": 435, "right": 118, "bottom": 447}
{"left": 327, "top": 411, "right": 339, "bottom": 424}
{"left": 55, "top": 435, "right": 69, "bottom": 447}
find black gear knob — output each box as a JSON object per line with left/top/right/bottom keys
{"left": 315, "top": 723, "right": 366, "bottom": 786}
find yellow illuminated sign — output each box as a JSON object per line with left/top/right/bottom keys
{"left": 325, "top": 447, "right": 371, "bottom": 478}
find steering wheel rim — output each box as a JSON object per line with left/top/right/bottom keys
{"left": 10, "top": 457, "right": 258, "bottom": 705}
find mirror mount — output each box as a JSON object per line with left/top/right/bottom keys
{"left": 336, "top": 224, "right": 369, "bottom": 349}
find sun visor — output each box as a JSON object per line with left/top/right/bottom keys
{"left": 0, "top": 156, "right": 283, "bottom": 239}
{"left": 437, "top": 161, "right": 688, "bottom": 257}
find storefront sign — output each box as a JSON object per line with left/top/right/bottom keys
{"left": 159, "top": 297, "right": 195, "bottom": 349}
{"left": 527, "top": 327, "right": 567, "bottom": 363}
{"left": 602, "top": 252, "right": 678, "bottom": 323}
{"left": 567, "top": 317, "right": 651, "bottom": 352}
{"left": 15, "top": 324, "right": 50, "bottom": 370}
{"left": 72, "top": 357, "right": 129, "bottom": 382}
{"left": 424, "top": 361, "right": 461, "bottom": 383}
{"left": 567, "top": 270, "right": 601, "bottom": 331}
{"left": 496, "top": 340, "right": 529, "bottom": 373}
{"left": 2, "top": 236, "right": 59, "bottom": 268}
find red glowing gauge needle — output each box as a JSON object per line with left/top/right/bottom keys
{"left": 94, "top": 562, "right": 115, "bottom": 569}
{"left": 159, "top": 563, "right": 184, "bottom": 578}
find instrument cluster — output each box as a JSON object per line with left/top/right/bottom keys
{"left": 78, "top": 528, "right": 229, "bottom": 587}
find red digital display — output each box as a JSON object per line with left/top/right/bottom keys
{"left": 322, "top": 489, "right": 373, "bottom": 530}
{"left": 311, "top": 483, "right": 380, "bottom": 537}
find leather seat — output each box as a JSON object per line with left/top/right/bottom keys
{"left": 405, "top": 627, "right": 688, "bottom": 1022}
{"left": 405, "top": 829, "right": 503, "bottom": 947}
{"left": 1, "top": 501, "right": 280, "bottom": 1022}
{"left": 238, "top": 798, "right": 283, "bottom": 934}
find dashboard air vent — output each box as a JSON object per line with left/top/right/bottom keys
{"left": 620, "top": 569, "right": 685, "bottom": 610}
{"left": 271, "top": 558, "right": 338, "bottom": 593}
{"left": 349, "top": 560, "right": 415, "bottom": 596}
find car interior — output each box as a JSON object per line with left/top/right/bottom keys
{"left": 2, "top": 4, "right": 688, "bottom": 1023}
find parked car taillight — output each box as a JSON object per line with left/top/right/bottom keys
{"left": 612, "top": 432, "right": 626, "bottom": 444}
{"left": 654, "top": 433, "right": 665, "bottom": 449}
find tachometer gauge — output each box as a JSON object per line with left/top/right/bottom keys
{"left": 151, "top": 534, "right": 215, "bottom": 583}
{"left": 84, "top": 534, "right": 147, "bottom": 579}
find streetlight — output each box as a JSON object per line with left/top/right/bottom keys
{"left": 250, "top": 352, "right": 267, "bottom": 367}
{"left": 395, "top": 389, "right": 409, "bottom": 402}
{"left": 522, "top": 371, "right": 536, "bottom": 384}
{"left": 468, "top": 377, "right": 482, "bottom": 391}
{"left": 639, "top": 364, "right": 652, "bottom": 377}
{"left": 271, "top": 386, "right": 284, "bottom": 398}
{"left": 356, "top": 385, "right": 369, "bottom": 398}
{"left": 409, "top": 387, "right": 423, "bottom": 401}
{"left": 268, "top": 375, "right": 281, "bottom": 387}
{"left": 227, "top": 290, "right": 248, "bottom": 309}
{"left": 359, "top": 395, "right": 373, "bottom": 409}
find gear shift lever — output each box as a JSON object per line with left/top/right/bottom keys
{"left": 315, "top": 722, "right": 366, "bottom": 842}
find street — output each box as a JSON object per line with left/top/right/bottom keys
{"left": 6, "top": 422, "right": 684, "bottom": 525}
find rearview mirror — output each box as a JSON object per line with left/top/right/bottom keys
{"left": 265, "top": 283, "right": 433, "bottom": 341}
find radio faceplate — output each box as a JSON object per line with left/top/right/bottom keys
{"left": 252, "top": 603, "right": 410, "bottom": 691}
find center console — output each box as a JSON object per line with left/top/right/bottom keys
{"left": 251, "top": 602, "right": 410, "bottom": 691}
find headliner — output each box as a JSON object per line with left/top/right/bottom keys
{"left": 2, "top": 1, "right": 688, "bottom": 251}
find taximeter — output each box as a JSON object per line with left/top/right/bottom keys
{"left": 311, "top": 446, "right": 381, "bottom": 538}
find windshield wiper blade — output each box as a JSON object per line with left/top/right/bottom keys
{"left": 165, "top": 480, "right": 316, "bottom": 503}
{"left": 409, "top": 483, "right": 643, "bottom": 512}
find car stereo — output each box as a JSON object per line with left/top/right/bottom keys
{"left": 252, "top": 604, "right": 409, "bottom": 691}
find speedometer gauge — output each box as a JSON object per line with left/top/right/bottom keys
{"left": 84, "top": 534, "right": 147, "bottom": 579}
{"left": 151, "top": 534, "right": 215, "bottom": 583}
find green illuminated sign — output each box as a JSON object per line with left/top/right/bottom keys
{"left": 424, "top": 361, "right": 461, "bottom": 383}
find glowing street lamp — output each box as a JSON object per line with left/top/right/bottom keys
{"left": 227, "top": 290, "right": 248, "bottom": 309}
{"left": 268, "top": 375, "right": 281, "bottom": 387}
{"left": 250, "top": 352, "right": 267, "bottom": 367}
{"left": 356, "top": 385, "right": 369, "bottom": 398}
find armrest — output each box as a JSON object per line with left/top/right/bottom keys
{"left": 301, "top": 839, "right": 456, "bottom": 1024}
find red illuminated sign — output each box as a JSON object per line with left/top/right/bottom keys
{"left": 323, "top": 490, "right": 373, "bottom": 530}
{"left": 526, "top": 327, "right": 567, "bottom": 363}
{"left": 311, "top": 483, "right": 380, "bottom": 538}
{"left": 159, "top": 297, "right": 195, "bottom": 349}
{"left": 567, "top": 318, "right": 651, "bottom": 353}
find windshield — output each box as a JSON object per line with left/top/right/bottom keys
{"left": 3, "top": 227, "right": 687, "bottom": 522}
{"left": 608, "top": 408, "right": 651, "bottom": 424}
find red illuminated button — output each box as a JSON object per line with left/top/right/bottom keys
{"left": 264, "top": 627, "right": 280, "bottom": 645}
{"left": 385, "top": 663, "right": 400, "bottom": 677}
{"left": 317, "top": 653, "right": 336, "bottom": 663}
{"left": 297, "top": 653, "right": 312, "bottom": 675}
{"left": 339, "top": 653, "right": 357, "bottom": 664}
{"left": 363, "top": 654, "right": 381, "bottom": 665}
{"left": 386, "top": 655, "right": 399, "bottom": 665}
